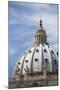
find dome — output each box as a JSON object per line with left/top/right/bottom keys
{"left": 14, "top": 44, "right": 58, "bottom": 76}
{"left": 13, "top": 19, "right": 58, "bottom": 79}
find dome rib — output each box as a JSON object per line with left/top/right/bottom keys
{"left": 20, "top": 50, "right": 30, "bottom": 75}
{"left": 44, "top": 44, "right": 52, "bottom": 72}
{"left": 39, "top": 44, "right": 44, "bottom": 72}
{"left": 50, "top": 47, "right": 58, "bottom": 61}
{"left": 31, "top": 45, "right": 37, "bottom": 73}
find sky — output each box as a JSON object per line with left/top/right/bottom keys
{"left": 8, "top": 1, "right": 58, "bottom": 79}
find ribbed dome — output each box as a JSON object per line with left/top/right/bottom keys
{"left": 14, "top": 44, "right": 58, "bottom": 76}
{"left": 13, "top": 19, "right": 58, "bottom": 79}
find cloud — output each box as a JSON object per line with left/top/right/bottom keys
{"left": 9, "top": 47, "right": 16, "bottom": 56}
{"left": 24, "top": 41, "right": 32, "bottom": 48}
{"left": 8, "top": 1, "right": 58, "bottom": 26}
{"left": 9, "top": 2, "right": 57, "bottom": 15}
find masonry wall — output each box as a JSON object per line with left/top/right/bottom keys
{"left": 9, "top": 73, "right": 58, "bottom": 89}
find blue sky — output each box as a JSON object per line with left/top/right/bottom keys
{"left": 8, "top": 1, "right": 58, "bottom": 79}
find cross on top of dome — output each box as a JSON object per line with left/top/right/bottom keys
{"left": 40, "top": 19, "right": 43, "bottom": 29}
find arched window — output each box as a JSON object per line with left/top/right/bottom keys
{"left": 36, "top": 49, "right": 39, "bottom": 52}
{"left": 51, "top": 50, "right": 54, "bottom": 54}
{"left": 57, "top": 52, "right": 58, "bottom": 56}
{"left": 18, "top": 62, "right": 21, "bottom": 65}
{"left": 35, "top": 58, "right": 38, "bottom": 61}
{"left": 45, "top": 58, "right": 48, "bottom": 63}
{"left": 54, "top": 60, "right": 57, "bottom": 65}
{"left": 44, "top": 49, "right": 47, "bottom": 52}
{"left": 28, "top": 50, "right": 31, "bottom": 53}
{"left": 25, "top": 60, "right": 29, "bottom": 63}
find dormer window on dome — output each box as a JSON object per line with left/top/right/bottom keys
{"left": 54, "top": 59, "right": 57, "bottom": 65}
{"left": 36, "top": 49, "right": 39, "bottom": 52}
{"left": 18, "top": 62, "right": 21, "bottom": 65}
{"left": 45, "top": 58, "right": 48, "bottom": 63}
{"left": 44, "top": 49, "right": 47, "bottom": 52}
{"left": 51, "top": 50, "right": 54, "bottom": 54}
{"left": 35, "top": 58, "right": 38, "bottom": 61}
{"left": 25, "top": 60, "right": 29, "bottom": 63}
{"left": 28, "top": 50, "right": 31, "bottom": 53}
